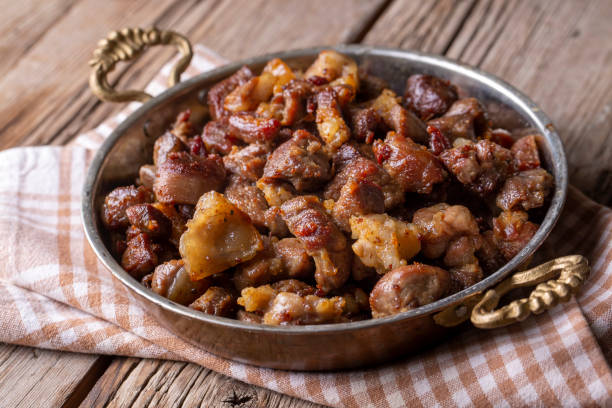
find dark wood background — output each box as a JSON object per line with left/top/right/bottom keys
{"left": 1, "top": 0, "right": 610, "bottom": 406}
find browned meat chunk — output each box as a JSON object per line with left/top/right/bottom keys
{"left": 369, "top": 264, "right": 450, "bottom": 318}
{"left": 404, "top": 74, "right": 458, "bottom": 121}
{"left": 262, "top": 129, "right": 332, "bottom": 192}
{"left": 281, "top": 196, "right": 351, "bottom": 293}
{"left": 256, "top": 178, "right": 296, "bottom": 207}
{"left": 138, "top": 165, "right": 156, "bottom": 189}
{"left": 257, "top": 79, "right": 314, "bottom": 126}
{"left": 373, "top": 131, "right": 446, "bottom": 194}
{"left": 315, "top": 88, "right": 351, "bottom": 150}
{"left": 440, "top": 140, "right": 512, "bottom": 196}
{"left": 493, "top": 210, "right": 538, "bottom": 260}
{"left": 153, "top": 151, "right": 226, "bottom": 205}
{"left": 121, "top": 232, "right": 158, "bottom": 279}
{"left": 151, "top": 203, "right": 188, "bottom": 248}
{"left": 511, "top": 134, "right": 541, "bottom": 171}
{"left": 153, "top": 132, "right": 186, "bottom": 166}
{"left": 224, "top": 58, "right": 295, "bottom": 113}
{"left": 224, "top": 176, "right": 289, "bottom": 236}
{"left": 207, "top": 66, "right": 253, "bottom": 120}
{"left": 370, "top": 89, "right": 428, "bottom": 143}
{"left": 232, "top": 237, "right": 314, "bottom": 290}
{"left": 227, "top": 113, "right": 280, "bottom": 144}
{"left": 169, "top": 110, "right": 197, "bottom": 142}
{"left": 238, "top": 281, "right": 345, "bottom": 325}
{"left": 201, "top": 119, "right": 239, "bottom": 155}
{"left": 101, "top": 185, "right": 154, "bottom": 230}
{"left": 151, "top": 260, "right": 210, "bottom": 305}
{"left": 331, "top": 179, "right": 385, "bottom": 232}
{"left": 496, "top": 168, "right": 553, "bottom": 211}
{"left": 126, "top": 204, "right": 171, "bottom": 238}
{"left": 427, "top": 98, "right": 489, "bottom": 142}
{"left": 346, "top": 106, "right": 383, "bottom": 144}
{"left": 223, "top": 143, "right": 269, "bottom": 182}
{"left": 326, "top": 143, "right": 404, "bottom": 210}
{"left": 189, "top": 287, "right": 236, "bottom": 317}
{"left": 305, "top": 50, "right": 359, "bottom": 105}
{"left": 412, "top": 204, "right": 482, "bottom": 279}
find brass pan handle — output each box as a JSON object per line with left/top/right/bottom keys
{"left": 89, "top": 27, "right": 193, "bottom": 103}
{"left": 470, "top": 255, "right": 589, "bottom": 328}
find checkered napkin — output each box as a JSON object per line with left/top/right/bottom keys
{"left": 0, "top": 45, "right": 611, "bottom": 407}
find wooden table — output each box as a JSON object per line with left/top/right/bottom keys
{"left": 1, "top": 0, "right": 610, "bottom": 406}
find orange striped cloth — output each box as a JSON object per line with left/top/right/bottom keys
{"left": 0, "top": 46, "right": 611, "bottom": 407}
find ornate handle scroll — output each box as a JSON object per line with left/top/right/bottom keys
{"left": 470, "top": 255, "right": 589, "bottom": 329}
{"left": 89, "top": 27, "right": 193, "bottom": 103}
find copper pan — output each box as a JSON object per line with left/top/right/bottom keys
{"left": 82, "top": 28, "right": 587, "bottom": 370}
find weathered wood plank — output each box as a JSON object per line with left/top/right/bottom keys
{"left": 362, "top": 0, "right": 478, "bottom": 54}
{"left": 79, "top": 358, "right": 324, "bottom": 408}
{"left": 0, "top": 0, "right": 78, "bottom": 78}
{"left": 366, "top": 0, "right": 612, "bottom": 205}
{"left": 0, "top": 343, "right": 102, "bottom": 408}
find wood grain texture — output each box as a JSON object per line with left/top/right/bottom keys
{"left": 79, "top": 358, "right": 323, "bottom": 408}
{"left": 1, "top": 1, "right": 611, "bottom": 407}
{"left": 0, "top": 343, "right": 100, "bottom": 408}
{"left": 366, "top": 0, "right": 612, "bottom": 205}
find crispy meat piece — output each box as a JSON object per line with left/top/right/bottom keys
{"left": 153, "top": 132, "right": 186, "bottom": 166}
{"left": 256, "top": 178, "right": 296, "bottom": 207}
{"left": 305, "top": 50, "right": 359, "bottom": 105}
{"left": 121, "top": 232, "right": 159, "bottom": 279}
{"left": 326, "top": 143, "right": 404, "bottom": 210}
{"left": 151, "top": 260, "right": 210, "bottom": 305}
{"left": 412, "top": 203, "right": 483, "bottom": 290}
{"left": 201, "top": 119, "right": 239, "bottom": 155}
{"left": 153, "top": 151, "right": 226, "bottom": 205}
{"left": 262, "top": 129, "right": 332, "bottom": 192}
{"left": 281, "top": 196, "right": 351, "bottom": 293}
{"left": 169, "top": 110, "right": 197, "bottom": 142}
{"left": 101, "top": 185, "right": 154, "bottom": 230}
{"left": 350, "top": 213, "right": 421, "bottom": 274}
{"left": 179, "top": 191, "right": 263, "bottom": 280}
{"left": 224, "top": 176, "right": 270, "bottom": 229}
{"left": 373, "top": 131, "right": 446, "bottom": 194}
{"left": 331, "top": 179, "right": 385, "bottom": 232}
{"left": 126, "top": 204, "right": 171, "bottom": 238}
{"left": 346, "top": 106, "right": 383, "bottom": 144}
{"left": 207, "top": 66, "right": 253, "bottom": 120}
{"left": 224, "top": 58, "right": 295, "bottom": 113}
{"left": 511, "top": 134, "right": 541, "bottom": 171}
{"left": 227, "top": 113, "right": 280, "bottom": 144}
{"left": 138, "top": 165, "right": 156, "bottom": 189}
{"left": 238, "top": 281, "right": 345, "bottom": 325}
{"left": 315, "top": 88, "right": 351, "bottom": 150}
{"left": 223, "top": 143, "right": 269, "bottom": 182}
{"left": 370, "top": 89, "right": 428, "bottom": 143}
{"left": 496, "top": 168, "right": 553, "bottom": 211}
{"left": 232, "top": 237, "right": 313, "bottom": 290}
{"left": 427, "top": 97, "right": 489, "bottom": 143}
{"left": 493, "top": 210, "right": 538, "bottom": 260}
{"left": 151, "top": 203, "right": 188, "bottom": 248}
{"left": 440, "top": 139, "right": 512, "bottom": 196}
{"left": 404, "top": 74, "right": 458, "bottom": 121}
{"left": 369, "top": 264, "right": 450, "bottom": 318}
{"left": 189, "top": 287, "right": 236, "bottom": 317}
